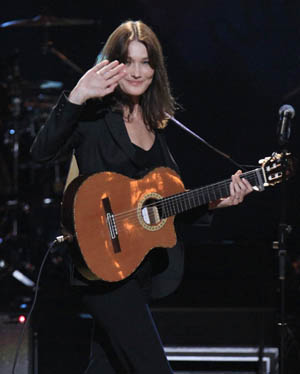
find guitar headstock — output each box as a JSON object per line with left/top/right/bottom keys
{"left": 259, "top": 152, "right": 296, "bottom": 186}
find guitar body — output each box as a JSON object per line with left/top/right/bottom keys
{"left": 62, "top": 167, "right": 185, "bottom": 282}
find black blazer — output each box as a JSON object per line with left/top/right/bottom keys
{"left": 31, "top": 93, "right": 210, "bottom": 299}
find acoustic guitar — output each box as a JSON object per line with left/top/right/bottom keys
{"left": 61, "top": 152, "right": 293, "bottom": 282}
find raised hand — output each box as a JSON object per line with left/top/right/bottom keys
{"left": 68, "top": 60, "right": 127, "bottom": 105}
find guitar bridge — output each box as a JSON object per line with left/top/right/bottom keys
{"left": 107, "top": 213, "right": 118, "bottom": 239}
{"left": 102, "top": 197, "right": 121, "bottom": 253}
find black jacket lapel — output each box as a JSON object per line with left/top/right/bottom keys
{"left": 104, "top": 111, "right": 138, "bottom": 166}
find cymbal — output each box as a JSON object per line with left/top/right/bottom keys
{"left": 0, "top": 15, "right": 97, "bottom": 28}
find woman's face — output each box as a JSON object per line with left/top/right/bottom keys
{"left": 119, "top": 40, "right": 154, "bottom": 99}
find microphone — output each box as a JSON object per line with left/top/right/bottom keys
{"left": 278, "top": 104, "right": 295, "bottom": 145}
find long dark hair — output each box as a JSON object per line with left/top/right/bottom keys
{"left": 98, "top": 20, "right": 176, "bottom": 129}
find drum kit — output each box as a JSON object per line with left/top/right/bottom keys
{"left": 0, "top": 15, "right": 95, "bottom": 286}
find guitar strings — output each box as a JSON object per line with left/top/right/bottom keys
{"left": 114, "top": 170, "right": 259, "bottom": 224}
{"left": 114, "top": 169, "right": 259, "bottom": 219}
{"left": 113, "top": 176, "right": 260, "bottom": 236}
{"left": 113, "top": 170, "right": 260, "bottom": 231}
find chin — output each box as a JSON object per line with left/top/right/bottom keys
{"left": 129, "top": 89, "right": 147, "bottom": 97}
{"left": 123, "top": 87, "right": 146, "bottom": 97}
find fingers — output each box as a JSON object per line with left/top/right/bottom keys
{"left": 102, "top": 63, "right": 127, "bottom": 86}
{"left": 98, "top": 60, "right": 123, "bottom": 75}
{"left": 92, "top": 59, "right": 110, "bottom": 72}
{"left": 94, "top": 60, "right": 126, "bottom": 92}
{"left": 94, "top": 60, "right": 125, "bottom": 79}
{"left": 229, "top": 170, "right": 253, "bottom": 205}
{"left": 233, "top": 171, "right": 253, "bottom": 193}
{"left": 229, "top": 181, "right": 240, "bottom": 205}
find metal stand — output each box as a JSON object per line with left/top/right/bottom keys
{"left": 275, "top": 155, "right": 292, "bottom": 374}
{"left": 5, "top": 56, "right": 23, "bottom": 239}
{"left": 274, "top": 105, "right": 294, "bottom": 374}
{"left": 42, "top": 28, "right": 84, "bottom": 75}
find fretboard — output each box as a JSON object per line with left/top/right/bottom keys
{"left": 160, "top": 168, "right": 265, "bottom": 218}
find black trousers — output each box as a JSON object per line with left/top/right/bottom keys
{"left": 81, "top": 278, "right": 173, "bottom": 374}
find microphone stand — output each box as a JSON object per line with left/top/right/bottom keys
{"left": 166, "top": 114, "right": 249, "bottom": 171}
{"left": 274, "top": 110, "right": 293, "bottom": 374}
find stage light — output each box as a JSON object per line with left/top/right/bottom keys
{"left": 18, "top": 315, "right": 26, "bottom": 324}
{"left": 43, "top": 197, "right": 53, "bottom": 205}
{"left": 12, "top": 270, "right": 35, "bottom": 287}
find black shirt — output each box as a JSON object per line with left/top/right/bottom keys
{"left": 132, "top": 135, "right": 165, "bottom": 171}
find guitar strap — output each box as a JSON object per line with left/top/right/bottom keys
{"left": 63, "top": 151, "right": 79, "bottom": 193}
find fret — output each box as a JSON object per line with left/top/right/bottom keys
{"left": 191, "top": 191, "right": 199, "bottom": 208}
{"left": 177, "top": 196, "right": 182, "bottom": 213}
{"left": 182, "top": 197, "right": 187, "bottom": 212}
{"left": 195, "top": 190, "right": 202, "bottom": 207}
{"left": 169, "top": 199, "right": 176, "bottom": 216}
{"left": 189, "top": 192, "right": 194, "bottom": 209}
{"left": 204, "top": 186, "right": 210, "bottom": 204}
{"left": 224, "top": 180, "right": 231, "bottom": 197}
{"left": 220, "top": 181, "right": 228, "bottom": 198}
{"left": 162, "top": 199, "right": 168, "bottom": 218}
{"left": 211, "top": 185, "right": 217, "bottom": 201}
{"left": 161, "top": 200, "right": 167, "bottom": 218}
{"left": 215, "top": 182, "right": 222, "bottom": 201}
{"left": 186, "top": 196, "right": 192, "bottom": 210}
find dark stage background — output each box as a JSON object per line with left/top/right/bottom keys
{"left": 1, "top": 1, "right": 300, "bottom": 373}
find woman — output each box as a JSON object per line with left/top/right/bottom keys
{"left": 31, "top": 20, "right": 252, "bottom": 374}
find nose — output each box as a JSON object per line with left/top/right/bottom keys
{"left": 129, "top": 62, "right": 141, "bottom": 78}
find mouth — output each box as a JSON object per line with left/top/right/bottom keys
{"left": 126, "top": 80, "right": 144, "bottom": 86}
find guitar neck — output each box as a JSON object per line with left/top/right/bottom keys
{"left": 160, "top": 167, "right": 265, "bottom": 218}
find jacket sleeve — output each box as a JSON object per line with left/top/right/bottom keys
{"left": 30, "top": 92, "right": 84, "bottom": 163}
